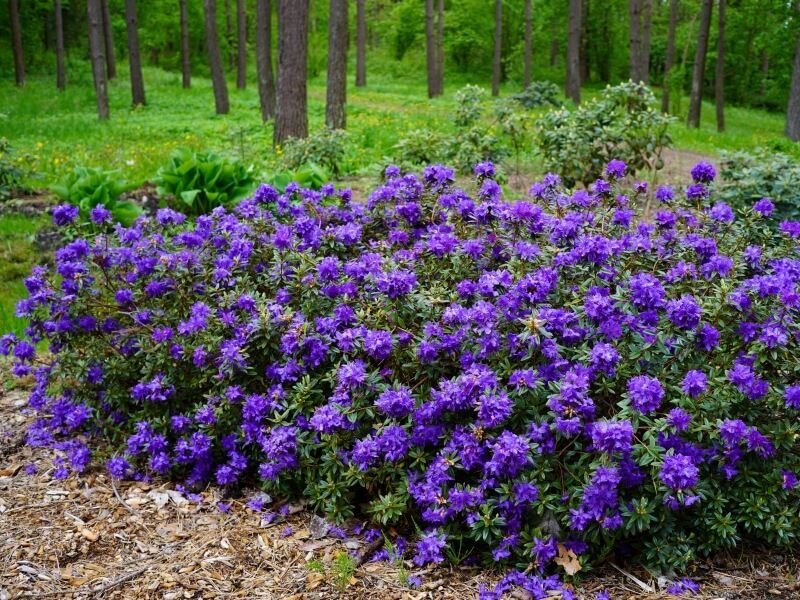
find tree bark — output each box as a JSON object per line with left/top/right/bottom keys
{"left": 355, "top": 0, "right": 366, "bottom": 86}
{"left": 687, "top": 0, "right": 712, "bottom": 128}
{"left": 256, "top": 0, "right": 275, "bottom": 120}
{"left": 523, "top": 0, "right": 532, "bottom": 88}
{"left": 491, "top": 0, "right": 502, "bottom": 96}
{"left": 236, "top": 0, "right": 247, "bottom": 89}
{"left": 661, "top": 0, "right": 678, "bottom": 112}
{"left": 628, "top": 0, "right": 642, "bottom": 81}
{"left": 55, "top": 0, "right": 66, "bottom": 89}
{"left": 566, "top": 0, "right": 582, "bottom": 104}
{"left": 225, "top": 0, "right": 234, "bottom": 69}
{"left": 9, "top": 0, "right": 25, "bottom": 86}
{"left": 101, "top": 0, "right": 116, "bottom": 79}
{"left": 274, "top": 0, "right": 309, "bottom": 144}
{"left": 87, "top": 0, "right": 110, "bottom": 119}
{"left": 435, "top": 0, "right": 444, "bottom": 95}
{"left": 715, "top": 0, "right": 725, "bottom": 132}
{"left": 640, "top": 0, "right": 652, "bottom": 84}
{"left": 125, "top": 0, "right": 146, "bottom": 106}
{"left": 325, "top": 0, "right": 348, "bottom": 129}
{"left": 786, "top": 3, "right": 800, "bottom": 140}
{"left": 425, "top": 0, "right": 437, "bottom": 98}
{"left": 579, "top": 0, "right": 589, "bottom": 83}
{"left": 204, "top": 0, "right": 230, "bottom": 114}
{"left": 180, "top": 0, "right": 191, "bottom": 88}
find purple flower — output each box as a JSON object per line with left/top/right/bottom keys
{"left": 681, "top": 370, "right": 707, "bottom": 398}
{"left": 629, "top": 273, "right": 666, "bottom": 309}
{"left": 605, "top": 160, "right": 627, "bottom": 179}
{"left": 375, "top": 387, "right": 415, "bottom": 418}
{"left": 107, "top": 456, "right": 130, "bottom": 479}
{"left": 660, "top": 453, "right": 699, "bottom": 491}
{"left": 656, "top": 185, "right": 674, "bottom": 203}
{"left": 666, "top": 408, "right": 692, "bottom": 432}
{"left": 413, "top": 529, "right": 447, "bottom": 566}
{"left": 666, "top": 296, "right": 702, "bottom": 330}
{"left": 627, "top": 375, "right": 664, "bottom": 414}
{"left": 590, "top": 419, "right": 633, "bottom": 454}
{"left": 90, "top": 205, "right": 112, "bottom": 224}
{"left": 53, "top": 204, "right": 79, "bottom": 226}
{"left": 690, "top": 161, "right": 716, "bottom": 183}
{"left": 667, "top": 578, "right": 701, "bottom": 596}
{"left": 785, "top": 385, "right": 800, "bottom": 409}
{"left": 753, "top": 198, "right": 774, "bottom": 216}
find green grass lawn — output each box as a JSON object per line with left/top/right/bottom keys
{"left": 0, "top": 65, "right": 797, "bottom": 335}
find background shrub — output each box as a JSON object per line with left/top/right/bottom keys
{"left": 0, "top": 137, "right": 32, "bottom": 201}
{"left": 281, "top": 128, "right": 348, "bottom": 177}
{"left": 512, "top": 81, "right": 563, "bottom": 109}
{"left": 6, "top": 162, "right": 800, "bottom": 577}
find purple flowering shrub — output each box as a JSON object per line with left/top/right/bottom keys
{"left": 5, "top": 161, "right": 800, "bottom": 574}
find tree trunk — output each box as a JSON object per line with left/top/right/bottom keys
{"left": 125, "top": 0, "right": 146, "bottom": 106}
{"left": 425, "top": 0, "right": 437, "bottom": 98}
{"left": 87, "top": 0, "right": 110, "bottom": 119}
{"left": 55, "top": 0, "right": 66, "bottom": 90}
{"left": 661, "top": 0, "right": 678, "bottom": 112}
{"left": 274, "top": 0, "right": 309, "bottom": 144}
{"left": 566, "top": 0, "right": 582, "bottom": 104}
{"left": 579, "top": 0, "right": 589, "bottom": 83}
{"left": 101, "top": 0, "right": 116, "bottom": 79}
{"left": 786, "top": 3, "right": 800, "bottom": 140}
{"left": 629, "top": 0, "right": 642, "bottom": 81}
{"left": 523, "top": 0, "right": 532, "bottom": 88}
{"left": 9, "top": 0, "right": 25, "bottom": 86}
{"left": 435, "top": 0, "right": 444, "bottom": 95}
{"left": 715, "top": 0, "right": 725, "bottom": 132}
{"left": 325, "top": 0, "right": 348, "bottom": 129}
{"left": 687, "top": 0, "right": 713, "bottom": 128}
{"left": 225, "top": 0, "right": 234, "bottom": 69}
{"left": 236, "top": 0, "right": 247, "bottom": 89}
{"left": 640, "top": 0, "right": 652, "bottom": 84}
{"left": 180, "top": 0, "right": 191, "bottom": 88}
{"left": 491, "top": 0, "right": 502, "bottom": 96}
{"left": 256, "top": 0, "right": 275, "bottom": 120}
{"left": 204, "top": 0, "right": 230, "bottom": 114}
{"left": 355, "top": 0, "right": 366, "bottom": 86}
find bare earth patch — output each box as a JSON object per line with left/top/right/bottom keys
{"left": 0, "top": 381, "right": 797, "bottom": 599}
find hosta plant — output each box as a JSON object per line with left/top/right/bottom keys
{"left": 6, "top": 160, "right": 800, "bottom": 592}
{"left": 51, "top": 166, "right": 142, "bottom": 226}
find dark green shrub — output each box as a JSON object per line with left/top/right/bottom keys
{"left": 512, "top": 81, "right": 563, "bottom": 109}
{"left": 155, "top": 148, "right": 255, "bottom": 216}
{"left": 50, "top": 166, "right": 142, "bottom": 226}
{"left": 0, "top": 137, "right": 32, "bottom": 201}
{"left": 393, "top": 129, "right": 447, "bottom": 167}
{"left": 281, "top": 129, "right": 348, "bottom": 177}
{"left": 535, "top": 81, "right": 673, "bottom": 186}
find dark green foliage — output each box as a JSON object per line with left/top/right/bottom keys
{"left": 512, "top": 81, "right": 563, "bottom": 109}
{"left": 155, "top": 148, "right": 255, "bottom": 216}
{"left": 281, "top": 129, "right": 348, "bottom": 177}
{"left": 266, "top": 163, "right": 329, "bottom": 193}
{"left": 719, "top": 149, "right": 800, "bottom": 222}
{"left": 51, "top": 166, "right": 142, "bottom": 226}
{"left": 0, "top": 138, "right": 31, "bottom": 201}
{"left": 535, "top": 81, "right": 673, "bottom": 186}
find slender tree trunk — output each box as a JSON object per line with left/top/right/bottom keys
{"left": 629, "top": 0, "right": 642, "bottom": 81}
{"left": 9, "top": 0, "right": 25, "bottom": 86}
{"left": 787, "top": 2, "right": 800, "bottom": 140}
{"left": 579, "top": 0, "right": 589, "bottom": 83}
{"left": 236, "top": 0, "right": 247, "bottom": 89}
{"left": 204, "top": 0, "right": 230, "bottom": 114}
{"left": 55, "top": 0, "right": 66, "bottom": 90}
{"left": 225, "top": 0, "right": 234, "bottom": 69}
{"left": 125, "top": 0, "right": 146, "bottom": 106}
{"left": 661, "top": 0, "right": 678, "bottom": 112}
{"left": 523, "top": 0, "right": 532, "bottom": 88}
{"left": 256, "top": 0, "right": 275, "bottom": 120}
{"left": 492, "top": 0, "right": 502, "bottom": 96}
{"left": 687, "top": 0, "right": 713, "bottom": 128}
{"left": 715, "top": 0, "right": 725, "bottom": 132}
{"left": 101, "top": 0, "right": 116, "bottom": 79}
{"left": 435, "top": 0, "right": 444, "bottom": 95}
{"left": 325, "top": 0, "right": 348, "bottom": 129}
{"left": 274, "top": 0, "right": 309, "bottom": 143}
{"left": 87, "top": 0, "right": 110, "bottom": 119}
{"left": 180, "top": 0, "right": 191, "bottom": 88}
{"left": 355, "top": 0, "right": 366, "bottom": 86}
{"left": 640, "top": 0, "right": 652, "bottom": 84}
{"left": 566, "top": 0, "right": 582, "bottom": 104}
{"left": 424, "top": 0, "right": 437, "bottom": 98}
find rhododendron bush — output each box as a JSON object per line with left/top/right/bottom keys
{"left": 5, "top": 161, "right": 800, "bottom": 577}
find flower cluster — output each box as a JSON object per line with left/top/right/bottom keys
{"left": 4, "top": 159, "right": 800, "bottom": 575}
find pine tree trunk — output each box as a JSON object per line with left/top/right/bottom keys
{"left": 640, "top": 0, "right": 652, "bottom": 84}
{"left": 425, "top": 0, "right": 436, "bottom": 98}
{"left": 566, "top": 0, "right": 582, "bottom": 104}
{"left": 435, "top": 0, "right": 444, "bottom": 95}
{"left": 687, "top": 0, "right": 713, "bottom": 128}
{"left": 325, "top": 0, "right": 348, "bottom": 129}
{"left": 204, "top": 0, "right": 230, "bottom": 114}
{"left": 87, "top": 0, "right": 110, "bottom": 119}
{"left": 9, "top": 0, "right": 25, "bottom": 86}
{"left": 715, "top": 0, "right": 725, "bottom": 132}
{"left": 180, "top": 0, "right": 191, "bottom": 88}
{"left": 101, "top": 0, "right": 116, "bottom": 79}
{"left": 523, "top": 0, "right": 532, "bottom": 88}
{"left": 225, "top": 0, "right": 234, "bottom": 69}
{"left": 256, "top": 0, "right": 275, "bottom": 120}
{"left": 629, "top": 0, "right": 642, "bottom": 81}
{"left": 786, "top": 3, "right": 800, "bottom": 140}
{"left": 355, "top": 0, "right": 366, "bottom": 86}
{"left": 661, "top": 0, "right": 678, "bottom": 112}
{"left": 491, "top": 0, "right": 502, "bottom": 97}
{"left": 236, "top": 0, "right": 247, "bottom": 89}
{"left": 579, "top": 0, "right": 589, "bottom": 83}
{"left": 55, "top": 0, "right": 66, "bottom": 90}
{"left": 125, "top": 0, "right": 146, "bottom": 106}
{"left": 274, "top": 0, "right": 309, "bottom": 144}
